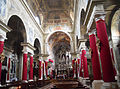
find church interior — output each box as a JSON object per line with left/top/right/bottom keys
{"left": 0, "top": 0, "right": 120, "bottom": 89}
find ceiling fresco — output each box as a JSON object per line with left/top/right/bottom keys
{"left": 48, "top": 31, "right": 70, "bottom": 48}
{"left": 26, "top": 0, "right": 74, "bottom": 31}
{"left": 26, "top": 0, "right": 73, "bottom": 65}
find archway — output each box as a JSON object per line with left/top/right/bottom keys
{"left": 4, "top": 15, "right": 27, "bottom": 81}
{"left": 33, "top": 38, "right": 41, "bottom": 80}
{"left": 109, "top": 6, "right": 120, "bottom": 73}
{"left": 48, "top": 31, "right": 71, "bottom": 77}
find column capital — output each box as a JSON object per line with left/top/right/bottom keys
{"left": 94, "top": 4, "right": 106, "bottom": 22}
{"left": 22, "top": 51, "right": 28, "bottom": 54}
{"left": 88, "top": 29, "right": 96, "bottom": 36}
{"left": 95, "top": 15, "right": 106, "bottom": 22}
{"left": 0, "top": 35, "right": 6, "bottom": 41}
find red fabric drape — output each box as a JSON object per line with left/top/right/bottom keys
{"left": 45, "top": 61, "right": 48, "bottom": 78}
{"left": 89, "top": 34, "right": 102, "bottom": 80}
{"left": 29, "top": 55, "right": 33, "bottom": 80}
{"left": 80, "top": 55, "right": 83, "bottom": 77}
{"left": 0, "top": 41, "right": 4, "bottom": 54}
{"left": 96, "top": 19, "right": 115, "bottom": 82}
{"left": 49, "top": 59, "right": 53, "bottom": 63}
{"left": 72, "top": 60, "right": 75, "bottom": 77}
{"left": 82, "top": 50, "right": 89, "bottom": 78}
{"left": 22, "top": 53, "right": 27, "bottom": 80}
{"left": 7, "top": 58, "right": 11, "bottom": 80}
{"left": 39, "top": 61, "right": 42, "bottom": 79}
{"left": 0, "top": 41, "right": 4, "bottom": 81}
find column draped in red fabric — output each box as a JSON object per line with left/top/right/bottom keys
{"left": 22, "top": 53, "right": 27, "bottom": 80}
{"left": 45, "top": 61, "right": 48, "bottom": 78}
{"left": 80, "top": 56, "right": 83, "bottom": 77}
{"left": 0, "top": 41, "right": 4, "bottom": 81}
{"left": 29, "top": 55, "right": 33, "bottom": 80}
{"left": 96, "top": 19, "right": 115, "bottom": 82}
{"left": 82, "top": 50, "right": 89, "bottom": 78}
{"left": 89, "top": 34, "right": 102, "bottom": 80}
{"left": 39, "top": 61, "right": 42, "bottom": 79}
{"left": 0, "top": 41, "right": 4, "bottom": 54}
{"left": 43, "top": 62, "right": 44, "bottom": 79}
{"left": 77, "top": 59, "right": 80, "bottom": 76}
{"left": 72, "top": 60, "right": 75, "bottom": 77}
{"left": 7, "top": 58, "right": 11, "bottom": 81}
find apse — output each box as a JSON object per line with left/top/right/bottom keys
{"left": 48, "top": 31, "right": 71, "bottom": 70}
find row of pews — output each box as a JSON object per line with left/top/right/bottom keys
{"left": 0, "top": 80, "right": 51, "bottom": 89}
{"left": 51, "top": 79, "right": 90, "bottom": 89}
{"left": 0, "top": 79, "right": 91, "bottom": 89}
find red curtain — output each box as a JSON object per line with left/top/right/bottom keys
{"left": 96, "top": 19, "right": 115, "bottom": 82}
{"left": 22, "top": 53, "right": 27, "bottom": 80}
{"left": 89, "top": 34, "right": 102, "bottom": 80}
{"left": 29, "top": 55, "right": 33, "bottom": 80}
{"left": 7, "top": 58, "right": 11, "bottom": 81}
{"left": 82, "top": 50, "right": 89, "bottom": 78}
{"left": 39, "top": 61, "right": 42, "bottom": 79}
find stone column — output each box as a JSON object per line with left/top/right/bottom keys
{"left": 29, "top": 54, "right": 33, "bottom": 81}
{"left": 89, "top": 33, "right": 103, "bottom": 89}
{"left": 22, "top": 51, "right": 28, "bottom": 81}
{"left": 81, "top": 50, "right": 89, "bottom": 78}
{"left": 95, "top": 4, "right": 118, "bottom": 88}
{"left": 95, "top": 16, "right": 115, "bottom": 82}
{"left": 42, "top": 54, "right": 49, "bottom": 79}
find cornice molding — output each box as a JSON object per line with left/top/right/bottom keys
{"left": 0, "top": 20, "right": 11, "bottom": 33}
{"left": 21, "top": 42, "right": 36, "bottom": 51}
{"left": 19, "top": 0, "right": 45, "bottom": 35}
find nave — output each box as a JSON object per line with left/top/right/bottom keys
{"left": 0, "top": 0, "right": 120, "bottom": 89}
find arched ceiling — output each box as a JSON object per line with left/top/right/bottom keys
{"left": 26, "top": 0, "right": 74, "bottom": 30}
{"left": 48, "top": 31, "right": 70, "bottom": 48}
{"left": 48, "top": 31, "right": 71, "bottom": 60}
